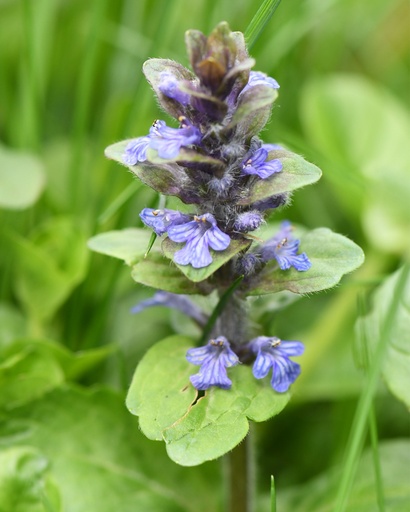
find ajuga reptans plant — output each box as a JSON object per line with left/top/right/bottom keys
{"left": 93, "top": 22, "right": 364, "bottom": 466}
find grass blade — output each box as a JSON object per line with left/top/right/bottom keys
{"left": 244, "top": 0, "right": 282, "bottom": 49}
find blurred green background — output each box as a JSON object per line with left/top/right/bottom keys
{"left": 0, "top": 0, "right": 409, "bottom": 511}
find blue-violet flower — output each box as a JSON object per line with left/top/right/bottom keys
{"left": 250, "top": 336, "right": 304, "bottom": 392}
{"left": 158, "top": 71, "right": 191, "bottom": 106}
{"left": 149, "top": 118, "right": 202, "bottom": 159}
{"left": 131, "top": 290, "right": 207, "bottom": 326}
{"left": 261, "top": 221, "right": 311, "bottom": 271}
{"left": 186, "top": 336, "right": 239, "bottom": 390}
{"left": 140, "top": 208, "right": 190, "bottom": 236}
{"left": 123, "top": 136, "right": 151, "bottom": 165}
{"left": 242, "top": 145, "right": 282, "bottom": 179}
{"left": 240, "top": 71, "right": 280, "bottom": 96}
{"left": 167, "top": 213, "right": 230, "bottom": 268}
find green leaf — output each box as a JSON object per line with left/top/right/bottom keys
{"left": 301, "top": 75, "right": 410, "bottom": 254}
{"left": 245, "top": 228, "right": 364, "bottom": 295}
{"left": 0, "top": 347, "right": 64, "bottom": 409}
{"left": 126, "top": 336, "right": 197, "bottom": 440}
{"left": 0, "top": 338, "right": 113, "bottom": 409}
{"left": 131, "top": 252, "right": 204, "bottom": 294}
{"left": 0, "top": 446, "right": 61, "bottom": 512}
{"left": 126, "top": 336, "right": 290, "bottom": 466}
{"left": 277, "top": 440, "right": 410, "bottom": 512}
{"left": 0, "top": 303, "right": 27, "bottom": 347}
{"left": 88, "top": 228, "right": 154, "bottom": 266}
{"left": 238, "top": 150, "right": 322, "bottom": 205}
{"left": 356, "top": 266, "right": 410, "bottom": 408}
{"left": 164, "top": 365, "right": 290, "bottom": 466}
{"left": 0, "top": 387, "right": 222, "bottom": 512}
{"left": 162, "top": 237, "right": 251, "bottom": 283}
{"left": 5, "top": 217, "right": 89, "bottom": 321}
{"left": 0, "top": 145, "right": 46, "bottom": 210}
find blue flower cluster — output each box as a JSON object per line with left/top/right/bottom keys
{"left": 123, "top": 23, "right": 313, "bottom": 393}
{"left": 186, "top": 336, "right": 304, "bottom": 392}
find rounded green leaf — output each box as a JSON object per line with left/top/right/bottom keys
{"left": 245, "top": 228, "right": 364, "bottom": 295}
{"left": 131, "top": 253, "right": 205, "bottom": 294}
{"left": 164, "top": 365, "right": 290, "bottom": 466}
{"left": 0, "top": 146, "right": 45, "bottom": 210}
{"left": 126, "top": 337, "right": 290, "bottom": 466}
{"left": 356, "top": 266, "right": 410, "bottom": 408}
{"left": 162, "top": 237, "right": 251, "bottom": 283}
{"left": 238, "top": 150, "right": 322, "bottom": 206}
{"left": 88, "top": 228, "right": 153, "bottom": 266}
{"left": 125, "top": 336, "right": 197, "bottom": 440}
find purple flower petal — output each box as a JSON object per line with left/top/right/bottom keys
{"left": 123, "top": 136, "right": 151, "bottom": 165}
{"left": 168, "top": 213, "right": 230, "bottom": 269}
{"left": 250, "top": 336, "right": 304, "bottom": 392}
{"left": 159, "top": 71, "right": 191, "bottom": 106}
{"left": 131, "top": 290, "right": 207, "bottom": 326}
{"left": 186, "top": 336, "right": 239, "bottom": 390}
{"left": 139, "top": 208, "right": 190, "bottom": 236}
{"left": 240, "top": 71, "right": 280, "bottom": 96}
{"left": 149, "top": 118, "right": 202, "bottom": 159}
{"left": 261, "top": 221, "right": 311, "bottom": 272}
{"left": 242, "top": 147, "right": 282, "bottom": 179}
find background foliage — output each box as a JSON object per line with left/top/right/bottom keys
{"left": 0, "top": 0, "right": 408, "bottom": 510}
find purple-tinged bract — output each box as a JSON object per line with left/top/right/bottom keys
{"left": 186, "top": 336, "right": 239, "bottom": 390}
{"left": 250, "top": 336, "right": 304, "bottom": 392}
{"left": 167, "top": 213, "right": 230, "bottom": 268}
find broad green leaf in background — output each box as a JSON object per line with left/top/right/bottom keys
{"left": 0, "top": 387, "right": 221, "bottom": 512}
{"left": 88, "top": 227, "right": 154, "bottom": 266}
{"left": 126, "top": 336, "right": 290, "bottom": 466}
{"left": 0, "top": 337, "right": 113, "bottom": 409}
{"left": 0, "top": 304, "right": 27, "bottom": 347}
{"left": 162, "top": 237, "right": 251, "bottom": 283}
{"left": 0, "top": 446, "right": 61, "bottom": 512}
{"left": 301, "top": 74, "right": 410, "bottom": 255}
{"left": 5, "top": 217, "right": 89, "bottom": 321}
{"left": 0, "top": 347, "right": 64, "bottom": 410}
{"left": 0, "top": 145, "right": 45, "bottom": 210}
{"left": 237, "top": 150, "right": 322, "bottom": 205}
{"left": 356, "top": 266, "right": 410, "bottom": 408}
{"left": 245, "top": 228, "right": 364, "bottom": 295}
{"left": 275, "top": 440, "right": 410, "bottom": 512}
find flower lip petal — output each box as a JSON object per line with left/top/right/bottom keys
{"left": 249, "top": 336, "right": 304, "bottom": 392}
{"left": 186, "top": 336, "right": 239, "bottom": 390}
